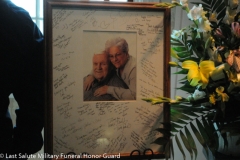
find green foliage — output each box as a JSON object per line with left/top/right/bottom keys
{"left": 149, "top": 0, "right": 240, "bottom": 159}
{"left": 143, "top": 96, "right": 240, "bottom": 159}
{"left": 151, "top": 102, "right": 218, "bottom": 160}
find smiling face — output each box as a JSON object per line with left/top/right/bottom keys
{"left": 108, "top": 46, "right": 129, "bottom": 70}
{"left": 92, "top": 53, "right": 109, "bottom": 81}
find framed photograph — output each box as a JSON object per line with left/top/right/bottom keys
{"left": 45, "top": 0, "right": 170, "bottom": 159}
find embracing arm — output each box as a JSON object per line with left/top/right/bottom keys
{"left": 107, "top": 67, "right": 136, "bottom": 100}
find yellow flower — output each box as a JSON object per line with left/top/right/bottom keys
{"left": 182, "top": 60, "right": 215, "bottom": 88}
{"left": 209, "top": 12, "right": 217, "bottom": 23}
{"left": 228, "top": 70, "right": 238, "bottom": 82}
{"left": 209, "top": 94, "right": 216, "bottom": 105}
{"left": 216, "top": 86, "right": 229, "bottom": 102}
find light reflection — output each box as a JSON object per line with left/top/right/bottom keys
{"left": 97, "top": 138, "right": 109, "bottom": 146}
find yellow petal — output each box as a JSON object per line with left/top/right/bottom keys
{"left": 221, "top": 93, "right": 229, "bottom": 102}
{"left": 198, "top": 61, "right": 215, "bottom": 86}
{"left": 199, "top": 60, "right": 215, "bottom": 75}
{"left": 216, "top": 86, "right": 224, "bottom": 94}
{"left": 209, "top": 94, "right": 216, "bottom": 105}
{"left": 182, "top": 60, "right": 198, "bottom": 70}
{"left": 199, "top": 71, "right": 209, "bottom": 84}
{"left": 228, "top": 71, "right": 238, "bottom": 82}
{"left": 187, "top": 70, "right": 199, "bottom": 81}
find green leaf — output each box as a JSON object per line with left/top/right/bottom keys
{"left": 175, "top": 136, "right": 186, "bottom": 160}
{"left": 190, "top": 123, "right": 209, "bottom": 157}
{"left": 171, "top": 122, "right": 183, "bottom": 131}
{"left": 199, "top": 0, "right": 227, "bottom": 24}
{"left": 171, "top": 37, "right": 181, "bottom": 43}
{"left": 172, "top": 46, "right": 187, "bottom": 52}
{"left": 171, "top": 109, "right": 191, "bottom": 122}
{"left": 183, "top": 32, "right": 188, "bottom": 44}
{"left": 171, "top": 43, "right": 183, "bottom": 47}
{"left": 179, "top": 76, "right": 188, "bottom": 81}
{"left": 183, "top": 111, "right": 200, "bottom": 118}
{"left": 152, "top": 137, "right": 168, "bottom": 145}
{"left": 196, "top": 119, "right": 210, "bottom": 146}
{"left": 174, "top": 69, "right": 188, "bottom": 74}
{"left": 176, "top": 119, "right": 189, "bottom": 125}
{"left": 201, "top": 0, "right": 210, "bottom": 4}
{"left": 201, "top": 116, "right": 211, "bottom": 135}
{"left": 171, "top": 128, "right": 179, "bottom": 133}
{"left": 171, "top": 105, "right": 208, "bottom": 117}
{"left": 180, "top": 130, "right": 193, "bottom": 160}
{"left": 177, "top": 83, "right": 196, "bottom": 93}
{"left": 177, "top": 51, "right": 191, "bottom": 58}
{"left": 185, "top": 127, "right": 198, "bottom": 160}
{"left": 213, "top": 1, "right": 221, "bottom": 11}
{"left": 171, "top": 109, "right": 199, "bottom": 118}
{"left": 217, "top": 8, "right": 226, "bottom": 22}
{"left": 215, "top": 1, "right": 225, "bottom": 13}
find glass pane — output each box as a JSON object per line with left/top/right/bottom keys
{"left": 39, "top": 20, "right": 44, "bottom": 34}
{"left": 11, "top": 0, "right": 36, "bottom": 17}
{"left": 40, "top": 0, "right": 43, "bottom": 18}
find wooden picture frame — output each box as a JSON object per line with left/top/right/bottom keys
{"left": 44, "top": 0, "right": 170, "bottom": 159}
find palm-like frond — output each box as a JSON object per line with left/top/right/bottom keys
{"left": 147, "top": 102, "right": 240, "bottom": 160}
{"left": 151, "top": 102, "right": 218, "bottom": 160}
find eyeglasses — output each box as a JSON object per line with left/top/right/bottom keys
{"left": 109, "top": 52, "right": 124, "bottom": 59}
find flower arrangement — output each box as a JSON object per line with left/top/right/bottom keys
{"left": 143, "top": 0, "right": 240, "bottom": 159}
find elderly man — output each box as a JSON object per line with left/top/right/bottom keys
{"left": 84, "top": 52, "right": 128, "bottom": 101}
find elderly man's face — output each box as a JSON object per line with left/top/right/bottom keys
{"left": 92, "top": 54, "right": 109, "bottom": 81}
